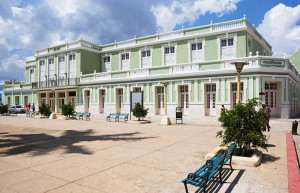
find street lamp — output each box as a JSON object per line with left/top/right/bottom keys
{"left": 231, "top": 62, "right": 249, "bottom": 102}
{"left": 160, "top": 82, "right": 171, "bottom": 125}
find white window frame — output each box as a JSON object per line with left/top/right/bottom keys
{"left": 162, "top": 42, "right": 177, "bottom": 66}
{"left": 30, "top": 68, "right": 35, "bottom": 83}
{"left": 39, "top": 59, "right": 46, "bottom": 82}
{"left": 119, "top": 50, "right": 131, "bottom": 71}
{"left": 139, "top": 46, "right": 153, "bottom": 68}
{"left": 187, "top": 37, "right": 205, "bottom": 63}
{"left": 48, "top": 57, "right": 55, "bottom": 80}
{"left": 217, "top": 33, "right": 237, "bottom": 60}
{"left": 68, "top": 52, "right": 76, "bottom": 79}
{"left": 102, "top": 54, "right": 112, "bottom": 72}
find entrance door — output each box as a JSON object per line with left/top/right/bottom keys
{"left": 205, "top": 84, "right": 216, "bottom": 116}
{"left": 99, "top": 90, "right": 105, "bottom": 114}
{"left": 68, "top": 91, "right": 76, "bottom": 111}
{"left": 231, "top": 83, "right": 244, "bottom": 109}
{"left": 15, "top": 96, "right": 20, "bottom": 105}
{"left": 179, "top": 85, "right": 189, "bottom": 115}
{"left": 156, "top": 87, "right": 164, "bottom": 115}
{"left": 265, "top": 83, "right": 278, "bottom": 117}
{"left": 49, "top": 93, "right": 55, "bottom": 112}
{"left": 116, "top": 89, "right": 123, "bottom": 114}
{"left": 58, "top": 93, "right": 65, "bottom": 113}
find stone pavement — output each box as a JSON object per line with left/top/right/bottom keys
{"left": 0, "top": 115, "right": 291, "bottom": 193}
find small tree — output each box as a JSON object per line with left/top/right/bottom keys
{"left": 62, "top": 103, "right": 74, "bottom": 117}
{"left": 39, "top": 103, "right": 51, "bottom": 117}
{"left": 217, "top": 98, "right": 267, "bottom": 157}
{"left": 132, "top": 102, "right": 149, "bottom": 121}
{"left": 0, "top": 105, "right": 8, "bottom": 114}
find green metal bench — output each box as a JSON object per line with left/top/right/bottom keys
{"left": 81, "top": 112, "right": 91, "bottom": 120}
{"left": 118, "top": 113, "right": 129, "bottom": 122}
{"left": 106, "top": 113, "right": 119, "bottom": 122}
{"left": 182, "top": 142, "right": 236, "bottom": 193}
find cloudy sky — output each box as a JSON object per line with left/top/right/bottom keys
{"left": 0, "top": 0, "right": 299, "bottom": 81}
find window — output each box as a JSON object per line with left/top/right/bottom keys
{"left": 30, "top": 69, "right": 34, "bottom": 83}
{"left": 103, "top": 56, "right": 111, "bottom": 72}
{"left": 39, "top": 60, "right": 46, "bottom": 87}
{"left": 164, "top": 46, "right": 175, "bottom": 65}
{"left": 121, "top": 53, "right": 130, "bottom": 70}
{"left": 48, "top": 58, "right": 55, "bottom": 81}
{"left": 191, "top": 42, "right": 203, "bottom": 62}
{"left": 133, "top": 87, "right": 141, "bottom": 92}
{"left": 48, "top": 58, "right": 54, "bottom": 64}
{"left": 59, "top": 56, "right": 65, "bottom": 63}
{"left": 231, "top": 82, "right": 244, "bottom": 109}
{"left": 221, "top": 38, "right": 234, "bottom": 59}
{"left": 141, "top": 50, "right": 151, "bottom": 68}
{"left": 69, "top": 54, "right": 75, "bottom": 61}
{"left": 54, "top": 47, "right": 60, "bottom": 51}
{"left": 179, "top": 85, "right": 189, "bottom": 115}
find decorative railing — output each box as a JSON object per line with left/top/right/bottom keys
{"left": 171, "top": 64, "right": 198, "bottom": 74}
{"left": 95, "top": 73, "right": 111, "bottom": 80}
{"left": 117, "top": 40, "right": 135, "bottom": 49}
{"left": 130, "top": 69, "right": 149, "bottom": 77}
{"left": 158, "top": 31, "right": 183, "bottom": 40}
{"left": 212, "top": 20, "right": 245, "bottom": 31}
{"left": 68, "top": 78, "right": 78, "bottom": 86}
{"left": 58, "top": 79, "right": 66, "bottom": 86}
{"left": 39, "top": 81, "right": 47, "bottom": 88}
{"left": 48, "top": 79, "right": 57, "bottom": 87}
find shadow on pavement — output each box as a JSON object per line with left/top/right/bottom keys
{"left": 0, "top": 129, "right": 155, "bottom": 156}
{"left": 194, "top": 169, "right": 245, "bottom": 193}
{"left": 261, "top": 153, "right": 280, "bottom": 164}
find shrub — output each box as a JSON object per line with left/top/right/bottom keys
{"left": 39, "top": 103, "right": 51, "bottom": 117}
{"left": 217, "top": 98, "right": 268, "bottom": 157}
{"left": 132, "top": 102, "right": 149, "bottom": 121}
{"left": 62, "top": 103, "right": 74, "bottom": 117}
{"left": 0, "top": 105, "right": 8, "bottom": 114}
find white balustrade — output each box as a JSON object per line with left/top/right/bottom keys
{"left": 37, "top": 49, "right": 48, "bottom": 55}
{"left": 81, "top": 42, "right": 92, "bottom": 48}
{"left": 117, "top": 40, "right": 135, "bottom": 49}
{"left": 95, "top": 73, "right": 111, "bottom": 80}
{"left": 26, "top": 56, "right": 36, "bottom": 62}
{"left": 68, "top": 42, "right": 81, "bottom": 49}
{"left": 212, "top": 20, "right": 245, "bottom": 31}
{"left": 159, "top": 31, "right": 183, "bottom": 40}
{"left": 172, "top": 64, "right": 198, "bottom": 74}
{"left": 130, "top": 69, "right": 149, "bottom": 77}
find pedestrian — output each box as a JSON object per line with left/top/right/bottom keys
{"left": 262, "top": 104, "right": 271, "bottom": 131}
{"left": 32, "top": 103, "right": 35, "bottom": 112}
{"left": 27, "top": 103, "right": 31, "bottom": 112}
{"left": 221, "top": 105, "right": 226, "bottom": 114}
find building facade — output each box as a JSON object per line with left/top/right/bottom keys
{"left": 0, "top": 81, "right": 4, "bottom": 105}
{"left": 4, "top": 16, "right": 300, "bottom": 120}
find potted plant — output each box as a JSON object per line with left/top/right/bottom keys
{"left": 38, "top": 103, "right": 51, "bottom": 118}
{"left": 61, "top": 103, "right": 75, "bottom": 120}
{"left": 214, "top": 98, "right": 267, "bottom": 166}
{"left": 131, "top": 102, "right": 149, "bottom": 123}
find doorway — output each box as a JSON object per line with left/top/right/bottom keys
{"left": 265, "top": 83, "right": 279, "bottom": 117}
{"left": 205, "top": 84, "right": 216, "bottom": 116}
{"left": 156, "top": 86, "right": 165, "bottom": 115}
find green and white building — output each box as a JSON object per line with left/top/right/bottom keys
{"left": 4, "top": 16, "right": 300, "bottom": 120}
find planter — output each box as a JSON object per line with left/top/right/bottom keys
{"left": 34, "top": 116, "right": 49, "bottom": 119}
{"left": 205, "top": 146, "right": 263, "bottom": 167}
{"left": 57, "top": 116, "right": 70, "bottom": 120}
{"left": 127, "top": 120, "right": 151, "bottom": 124}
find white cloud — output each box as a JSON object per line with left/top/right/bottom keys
{"left": 257, "top": 3, "right": 300, "bottom": 57}
{"left": 151, "top": 0, "right": 241, "bottom": 32}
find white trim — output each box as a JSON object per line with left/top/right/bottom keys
{"left": 101, "top": 53, "right": 112, "bottom": 72}
{"left": 139, "top": 46, "right": 153, "bottom": 68}
{"left": 161, "top": 42, "right": 177, "bottom": 66}
{"left": 217, "top": 33, "right": 237, "bottom": 60}
{"left": 119, "top": 50, "right": 131, "bottom": 71}
{"left": 187, "top": 37, "right": 205, "bottom": 63}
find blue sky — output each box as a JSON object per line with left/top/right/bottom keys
{"left": 0, "top": 0, "right": 299, "bottom": 81}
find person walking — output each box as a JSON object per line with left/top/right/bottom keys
{"left": 262, "top": 104, "right": 271, "bottom": 131}
{"left": 27, "top": 103, "right": 31, "bottom": 112}
{"left": 32, "top": 103, "right": 35, "bottom": 112}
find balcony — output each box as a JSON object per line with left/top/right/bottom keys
{"left": 32, "top": 78, "right": 79, "bottom": 89}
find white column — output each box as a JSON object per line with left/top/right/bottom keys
{"left": 55, "top": 91, "right": 58, "bottom": 113}
{"left": 65, "top": 91, "right": 68, "bottom": 104}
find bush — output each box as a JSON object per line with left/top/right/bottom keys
{"left": 62, "top": 103, "right": 74, "bottom": 117}
{"left": 0, "top": 105, "right": 8, "bottom": 114}
{"left": 217, "top": 98, "right": 268, "bottom": 157}
{"left": 132, "top": 102, "right": 149, "bottom": 121}
{"left": 39, "top": 103, "right": 51, "bottom": 117}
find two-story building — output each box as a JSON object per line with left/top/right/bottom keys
{"left": 4, "top": 16, "right": 300, "bottom": 120}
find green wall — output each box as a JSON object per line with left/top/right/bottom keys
{"left": 205, "top": 35, "right": 218, "bottom": 61}
{"left": 80, "top": 50, "right": 100, "bottom": 74}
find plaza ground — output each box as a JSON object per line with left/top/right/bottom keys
{"left": 0, "top": 115, "right": 292, "bottom": 193}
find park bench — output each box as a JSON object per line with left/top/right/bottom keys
{"left": 182, "top": 142, "right": 236, "bottom": 193}
{"left": 106, "top": 113, "right": 119, "bottom": 122}
{"left": 72, "top": 112, "right": 83, "bottom": 120}
{"left": 31, "top": 111, "right": 39, "bottom": 117}
{"left": 118, "top": 113, "right": 129, "bottom": 122}
{"left": 81, "top": 112, "right": 91, "bottom": 121}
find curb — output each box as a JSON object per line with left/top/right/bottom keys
{"left": 286, "top": 133, "right": 300, "bottom": 193}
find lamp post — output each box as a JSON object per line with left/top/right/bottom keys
{"left": 231, "top": 62, "right": 249, "bottom": 102}
{"left": 160, "top": 82, "right": 171, "bottom": 125}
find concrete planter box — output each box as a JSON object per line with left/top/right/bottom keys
{"left": 57, "top": 116, "right": 70, "bottom": 120}
{"left": 205, "top": 146, "right": 263, "bottom": 167}
{"left": 34, "top": 116, "right": 49, "bottom": 119}
{"left": 127, "top": 120, "right": 151, "bottom": 124}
